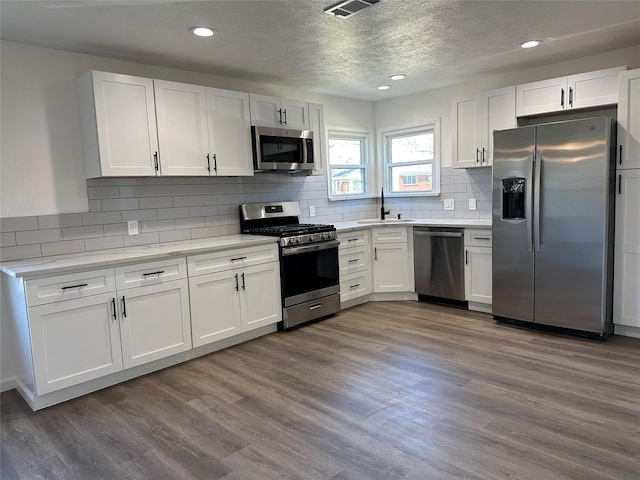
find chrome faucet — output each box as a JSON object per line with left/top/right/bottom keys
{"left": 380, "top": 187, "right": 390, "bottom": 220}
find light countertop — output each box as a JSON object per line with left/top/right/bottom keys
{"left": 334, "top": 218, "right": 491, "bottom": 232}
{"left": 0, "top": 235, "right": 277, "bottom": 278}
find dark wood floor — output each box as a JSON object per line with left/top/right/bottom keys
{"left": 2, "top": 301, "right": 639, "bottom": 480}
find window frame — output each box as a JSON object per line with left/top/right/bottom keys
{"left": 377, "top": 120, "right": 441, "bottom": 197}
{"left": 326, "top": 126, "right": 374, "bottom": 200}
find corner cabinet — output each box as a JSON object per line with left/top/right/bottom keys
{"left": 249, "top": 94, "right": 310, "bottom": 130}
{"left": 464, "top": 229, "right": 492, "bottom": 313}
{"left": 452, "top": 86, "right": 515, "bottom": 168}
{"left": 516, "top": 66, "right": 625, "bottom": 117}
{"left": 78, "top": 71, "right": 160, "bottom": 177}
{"left": 371, "top": 228, "right": 414, "bottom": 293}
{"left": 187, "top": 244, "right": 281, "bottom": 347}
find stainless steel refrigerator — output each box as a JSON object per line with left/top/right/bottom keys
{"left": 492, "top": 116, "right": 615, "bottom": 337}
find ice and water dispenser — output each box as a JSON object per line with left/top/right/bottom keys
{"left": 502, "top": 178, "right": 526, "bottom": 220}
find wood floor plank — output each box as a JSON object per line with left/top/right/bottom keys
{"left": 2, "top": 301, "right": 639, "bottom": 479}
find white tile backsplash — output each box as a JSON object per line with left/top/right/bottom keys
{"left": 1, "top": 168, "right": 491, "bottom": 261}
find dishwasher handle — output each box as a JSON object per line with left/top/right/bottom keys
{"left": 414, "top": 231, "right": 463, "bottom": 238}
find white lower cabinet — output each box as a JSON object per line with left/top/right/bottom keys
{"left": 464, "top": 229, "right": 492, "bottom": 312}
{"left": 613, "top": 169, "right": 640, "bottom": 330}
{"left": 28, "top": 292, "right": 123, "bottom": 395}
{"left": 371, "top": 228, "right": 414, "bottom": 293}
{"left": 117, "top": 279, "right": 191, "bottom": 369}
{"left": 338, "top": 230, "right": 371, "bottom": 304}
{"left": 188, "top": 245, "right": 281, "bottom": 347}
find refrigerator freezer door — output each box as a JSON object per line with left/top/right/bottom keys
{"left": 492, "top": 126, "right": 536, "bottom": 323}
{"left": 534, "top": 117, "right": 611, "bottom": 332}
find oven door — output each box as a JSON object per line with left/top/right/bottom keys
{"left": 280, "top": 240, "right": 339, "bottom": 307}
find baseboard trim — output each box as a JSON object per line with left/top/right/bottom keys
{"left": 613, "top": 324, "right": 640, "bottom": 339}
{"left": 1, "top": 376, "right": 17, "bottom": 393}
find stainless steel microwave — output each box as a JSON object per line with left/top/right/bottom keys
{"left": 252, "top": 126, "right": 314, "bottom": 172}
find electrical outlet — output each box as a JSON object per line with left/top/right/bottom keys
{"left": 309, "top": 205, "right": 316, "bottom": 217}
{"left": 127, "top": 220, "right": 139, "bottom": 236}
{"left": 468, "top": 198, "right": 477, "bottom": 211}
{"left": 443, "top": 199, "right": 455, "bottom": 211}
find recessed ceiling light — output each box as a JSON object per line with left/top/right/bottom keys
{"left": 390, "top": 74, "right": 406, "bottom": 81}
{"left": 521, "top": 40, "right": 540, "bottom": 49}
{"left": 190, "top": 26, "right": 217, "bottom": 37}
{"left": 377, "top": 85, "right": 391, "bottom": 90}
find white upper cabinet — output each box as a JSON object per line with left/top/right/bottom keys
{"left": 249, "top": 94, "right": 310, "bottom": 130}
{"left": 618, "top": 68, "right": 640, "bottom": 170}
{"left": 516, "top": 66, "right": 625, "bottom": 117}
{"left": 205, "top": 88, "right": 254, "bottom": 176}
{"left": 154, "top": 81, "right": 254, "bottom": 177}
{"left": 308, "top": 102, "right": 327, "bottom": 175}
{"left": 452, "top": 86, "right": 515, "bottom": 168}
{"left": 154, "top": 80, "right": 210, "bottom": 176}
{"left": 78, "top": 71, "right": 159, "bottom": 177}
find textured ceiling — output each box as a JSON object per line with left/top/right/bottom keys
{"left": 1, "top": 0, "right": 640, "bottom": 100}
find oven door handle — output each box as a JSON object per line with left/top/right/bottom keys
{"left": 281, "top": 240, "right": 340, "bottom": 256}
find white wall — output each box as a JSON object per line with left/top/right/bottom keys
{"left": 374, "top": 45, "right": 640, "bottom": 168}
{"left": 0, "top": 40, "right": 374, "bottom": 218}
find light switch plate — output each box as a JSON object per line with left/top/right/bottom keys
{"left": 127, "top": 220, "right": 139, "bottom": 236}
{"left": 468, "top": 198, "right": 477, "bottom": 211}
{"left": 309, "top": 205, "right": 316, "bottom": 217}
{"left": 443, "top": 199, "right": 455, "bottom": 211}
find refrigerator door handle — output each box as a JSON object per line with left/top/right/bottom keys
{"left": 526, "top": 155, "right": 534, "bottom": 253}
{"left": 533, "top": 153, "right": 542, "bottom": 253}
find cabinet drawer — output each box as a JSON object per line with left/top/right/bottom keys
{"left": 372, "top": 228, "right": 407, "bottom": 244}
{"left": 465, "top": 229, "right": 492, "bottom": 247}
{"left": 25, "top": 269, "right": 116, "bottom": 307}
{"left": 339, "top": 230, "right": 369, "bottom": 249}
{"left": 340, "top": 271, "right": 371, "bottom": 303}
{"left": 188, "top": 243, "right": 279, "bottom": 277}
{"left": 339, "top": 246, "right": 370, "bottom": 275}
{"left": 115, "top": 257, "right": 187, "bottom": 290}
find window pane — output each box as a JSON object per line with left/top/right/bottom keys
{"left": 390, "top": 133, "right": 433, "bottom": 163}
{"left": 330, "top": 168, "right": 364, "bottom": 196}
{"left": 390, "top": 164, "right": 432, "bottom": 192}
{"left": 329, "top": 138, "right": 362, "bottom": 166}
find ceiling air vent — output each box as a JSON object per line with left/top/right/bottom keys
{"left": 324, "top": 0, "right": 380, "bottom": 18}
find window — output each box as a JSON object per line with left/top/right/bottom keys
{"left": 327, "top": 129, "right": 370, "bottom": 198}
{"left": 380, "top": 122, "right": 440, "bottom": 195}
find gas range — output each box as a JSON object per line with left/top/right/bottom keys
{"left": 239, "top": 201, "right": 341, "bottom": 330}
{"left": 239, "top": 203, "right": 337, "bottom": 247}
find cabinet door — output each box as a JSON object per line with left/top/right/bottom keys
{"left": 464, "top": 246, "right": 492, "bottom": 305}
{"left": 206, "top": 88, "right": 254, "bottom": 176}
{"left": 249, "top": 94, "right": 282, "bottom": 127}
{"left": 482, "top": 86, "right": 516, "bottom": 166}
{"left": 568, "top": 66, "right": 624, "bottom": 110}
{"left": 618, "top": 69, "right": 640, "bottom": 170}
{"left": 239, "top": 263, "right": 282, "bottom": 331}
{"left": 281, "top": 98, "right": 309, "bottom": 130}
{"left": 516, "top": 77, "right": 567, "bottom": 116}
{"left": 154, "top": 80, "right": 210, "bottom": 176}
{"left": 309, "top": 102, "right": 326, "bottom": 175}
{"left": 613, "top": 169, "right": 640, "bottom": 327}
{"left": 119, "top": 279, "right": 191, "bottom": 368}
{"left": 372, "top": 243, "right": 411, "bottom": 292}
{"left": 452, "top": 93, "right": 482, "bottom": 168}
{"left": 82, "top": 71, "right": 159, "bottom": 176}
{"left": 29, "top": 293, "right": 122, "bottom": 395}
{"left": 189, "top": 271, "right": 242, "bottom": 347}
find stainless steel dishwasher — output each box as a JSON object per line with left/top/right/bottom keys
{"left": 413, "top": 227, "right": 465, "bottom": 301}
